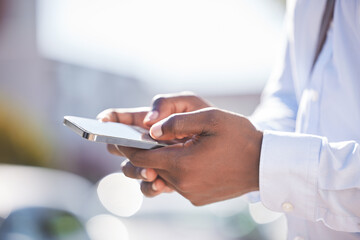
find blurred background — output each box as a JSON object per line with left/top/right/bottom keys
{"left": 0, "top": 0, "right": 287, "bottom": 239}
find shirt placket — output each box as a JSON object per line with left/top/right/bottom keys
{"left": 302, "top": 26, "right": 334, "bottom": 135}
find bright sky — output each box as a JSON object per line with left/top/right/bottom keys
{"left": 37, "top": 0, "right": 284, "bottom": 95}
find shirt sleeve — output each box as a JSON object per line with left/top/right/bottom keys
{"left": 250, "top": 37, "right": 298, "bottom": 132}
{"left": 260, "top": 130, "right": 360, "bottom": 233}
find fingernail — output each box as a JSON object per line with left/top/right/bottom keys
{"left": 150, "top": 123, "right": 163, "bottom": 138}
{"left": 152, "top": 182, "right": 158, "bottom": 191}
{"left": 144, "top": 111, "right": 159, "bottom": 122}
{"left": 121, "top": 160, "right": 127, "bottom": 168}
{"left": 141, "top": 169, "right": 147, "bottom": 179}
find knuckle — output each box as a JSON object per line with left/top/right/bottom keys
{"left": 207, "top": 108, "right": 220, "bottom": 118}
{"left": 168, "top": 115, "right": 177, "bottom": 126}
{"left": 152, "top": 95, "right": 168, "bottom": 108}
{"left": 166, "top": 115, "right": 186, "bottom": 135}
{"left": 205, "top": 108, "right": 222, "bottom": 128}
{"left": 163, "top": 115, "right": 178, "bottom": 135}
{"left": 186, "top": 94, "right": 200, "bottom": 103}
{"left": 127, "top": 151, "right": 144, "bottom": 167}
{"left": 175, "top": 115, "right": 186, "bottom": 130}
{"left": 101, "top": 108, "right": 119, "bottom": 122}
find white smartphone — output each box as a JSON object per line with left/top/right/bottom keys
{"left": 63, "top": 116, "right": 167, "bottom": 149}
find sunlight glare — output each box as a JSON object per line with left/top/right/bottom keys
{"left": 97, "top": 173, "right": 143, "bottom": 217}
{"left": 86, "top": 214, "right": 129, "bottom": 240}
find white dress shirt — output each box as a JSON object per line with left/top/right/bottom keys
{"left": 250, "top": 0, "right": 360, "bottom": 239}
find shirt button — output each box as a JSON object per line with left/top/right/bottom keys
{"left": 282, "top": 202, "right": 294, "bottom": 212}
{"left": 294, "top": 236, "right": 304, "bottom": 240}
{"left": 311, "top": 90, "right": 319, "bottom": 102}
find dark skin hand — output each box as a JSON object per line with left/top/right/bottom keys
{"left": 97, "top": 93, "right": 262, "bottom": 205}
{"left": 97, "top": 92, "right": 212, "bottom": 197}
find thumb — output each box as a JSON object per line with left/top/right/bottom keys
{"left": 143, "top": 95, "right": 179, "bottom": 127}
{"left": 149, "top": 108, "right": 219, "bottom": 141}
{"left": 143, "top": 92, "right": 201, "bottom": 127}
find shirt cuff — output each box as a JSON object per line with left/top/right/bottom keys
{"left": 259, "top": 130, "right": 323, "bottom": 221}
{"left": 244, "top": 191, "right": 261, "bottom": 203}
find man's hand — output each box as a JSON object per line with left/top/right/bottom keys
{"left": 117, "top": 108, "right": 263, "bottom": 206}
{"left": 142, "top": 92, "right": 211, "bottom": 128}
{"left": 97, "top": 92, "right": 211, "bottom": 197}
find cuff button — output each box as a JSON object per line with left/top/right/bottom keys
{"left": 282, "top": 202, "right": 294, "bottom": 212}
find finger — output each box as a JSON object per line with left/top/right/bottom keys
{"left": 116, "top": 145, "right": 181, "bottom": 169}
{"left": 121, "top": 160, "right": 174, "bottom": 194}
{"left": 107, "top": 144, "right": 124, "bottom": 156}
{"left": 96, "top": 107, "right": 150, "bottom": 129}
{"left": 97, "top": 108, "right": 122, "bottom": 122}
{"left": 149, "top": 108, "right": 220, "bottom": 141}
{"left": 121, "top": 160, "right": 158, "bottom": 182}
{"left": 140, "top": 178, "right": 168, "bottom": 197}
{"left": 143, "top": 92, "right": 210, "bottom": 127}
{"left": 153, "top": 169, "right": 180, "bottom": 192}
{"left": 151, "top": 178, "right": 175, "bottom": 193}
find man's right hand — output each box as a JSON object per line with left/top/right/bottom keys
{"left": 96, "top": 92, "right": 212, "bottom": 197}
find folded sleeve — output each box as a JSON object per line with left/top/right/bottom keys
{"left": 260, "top": 130, "right": 360, "bottom": 232}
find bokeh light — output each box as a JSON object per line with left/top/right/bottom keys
{"left": 249, "top": 202, "right": 283, "bottom": 224}
{"left": 97, "top": 173, "right": 143, "bottom": 217}
{"left": 86, "top": 214, "right": 129, "bottom": 240}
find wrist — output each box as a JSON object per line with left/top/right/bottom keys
{"left": 248, "top": 130, "right": 263, "bottom": 192}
